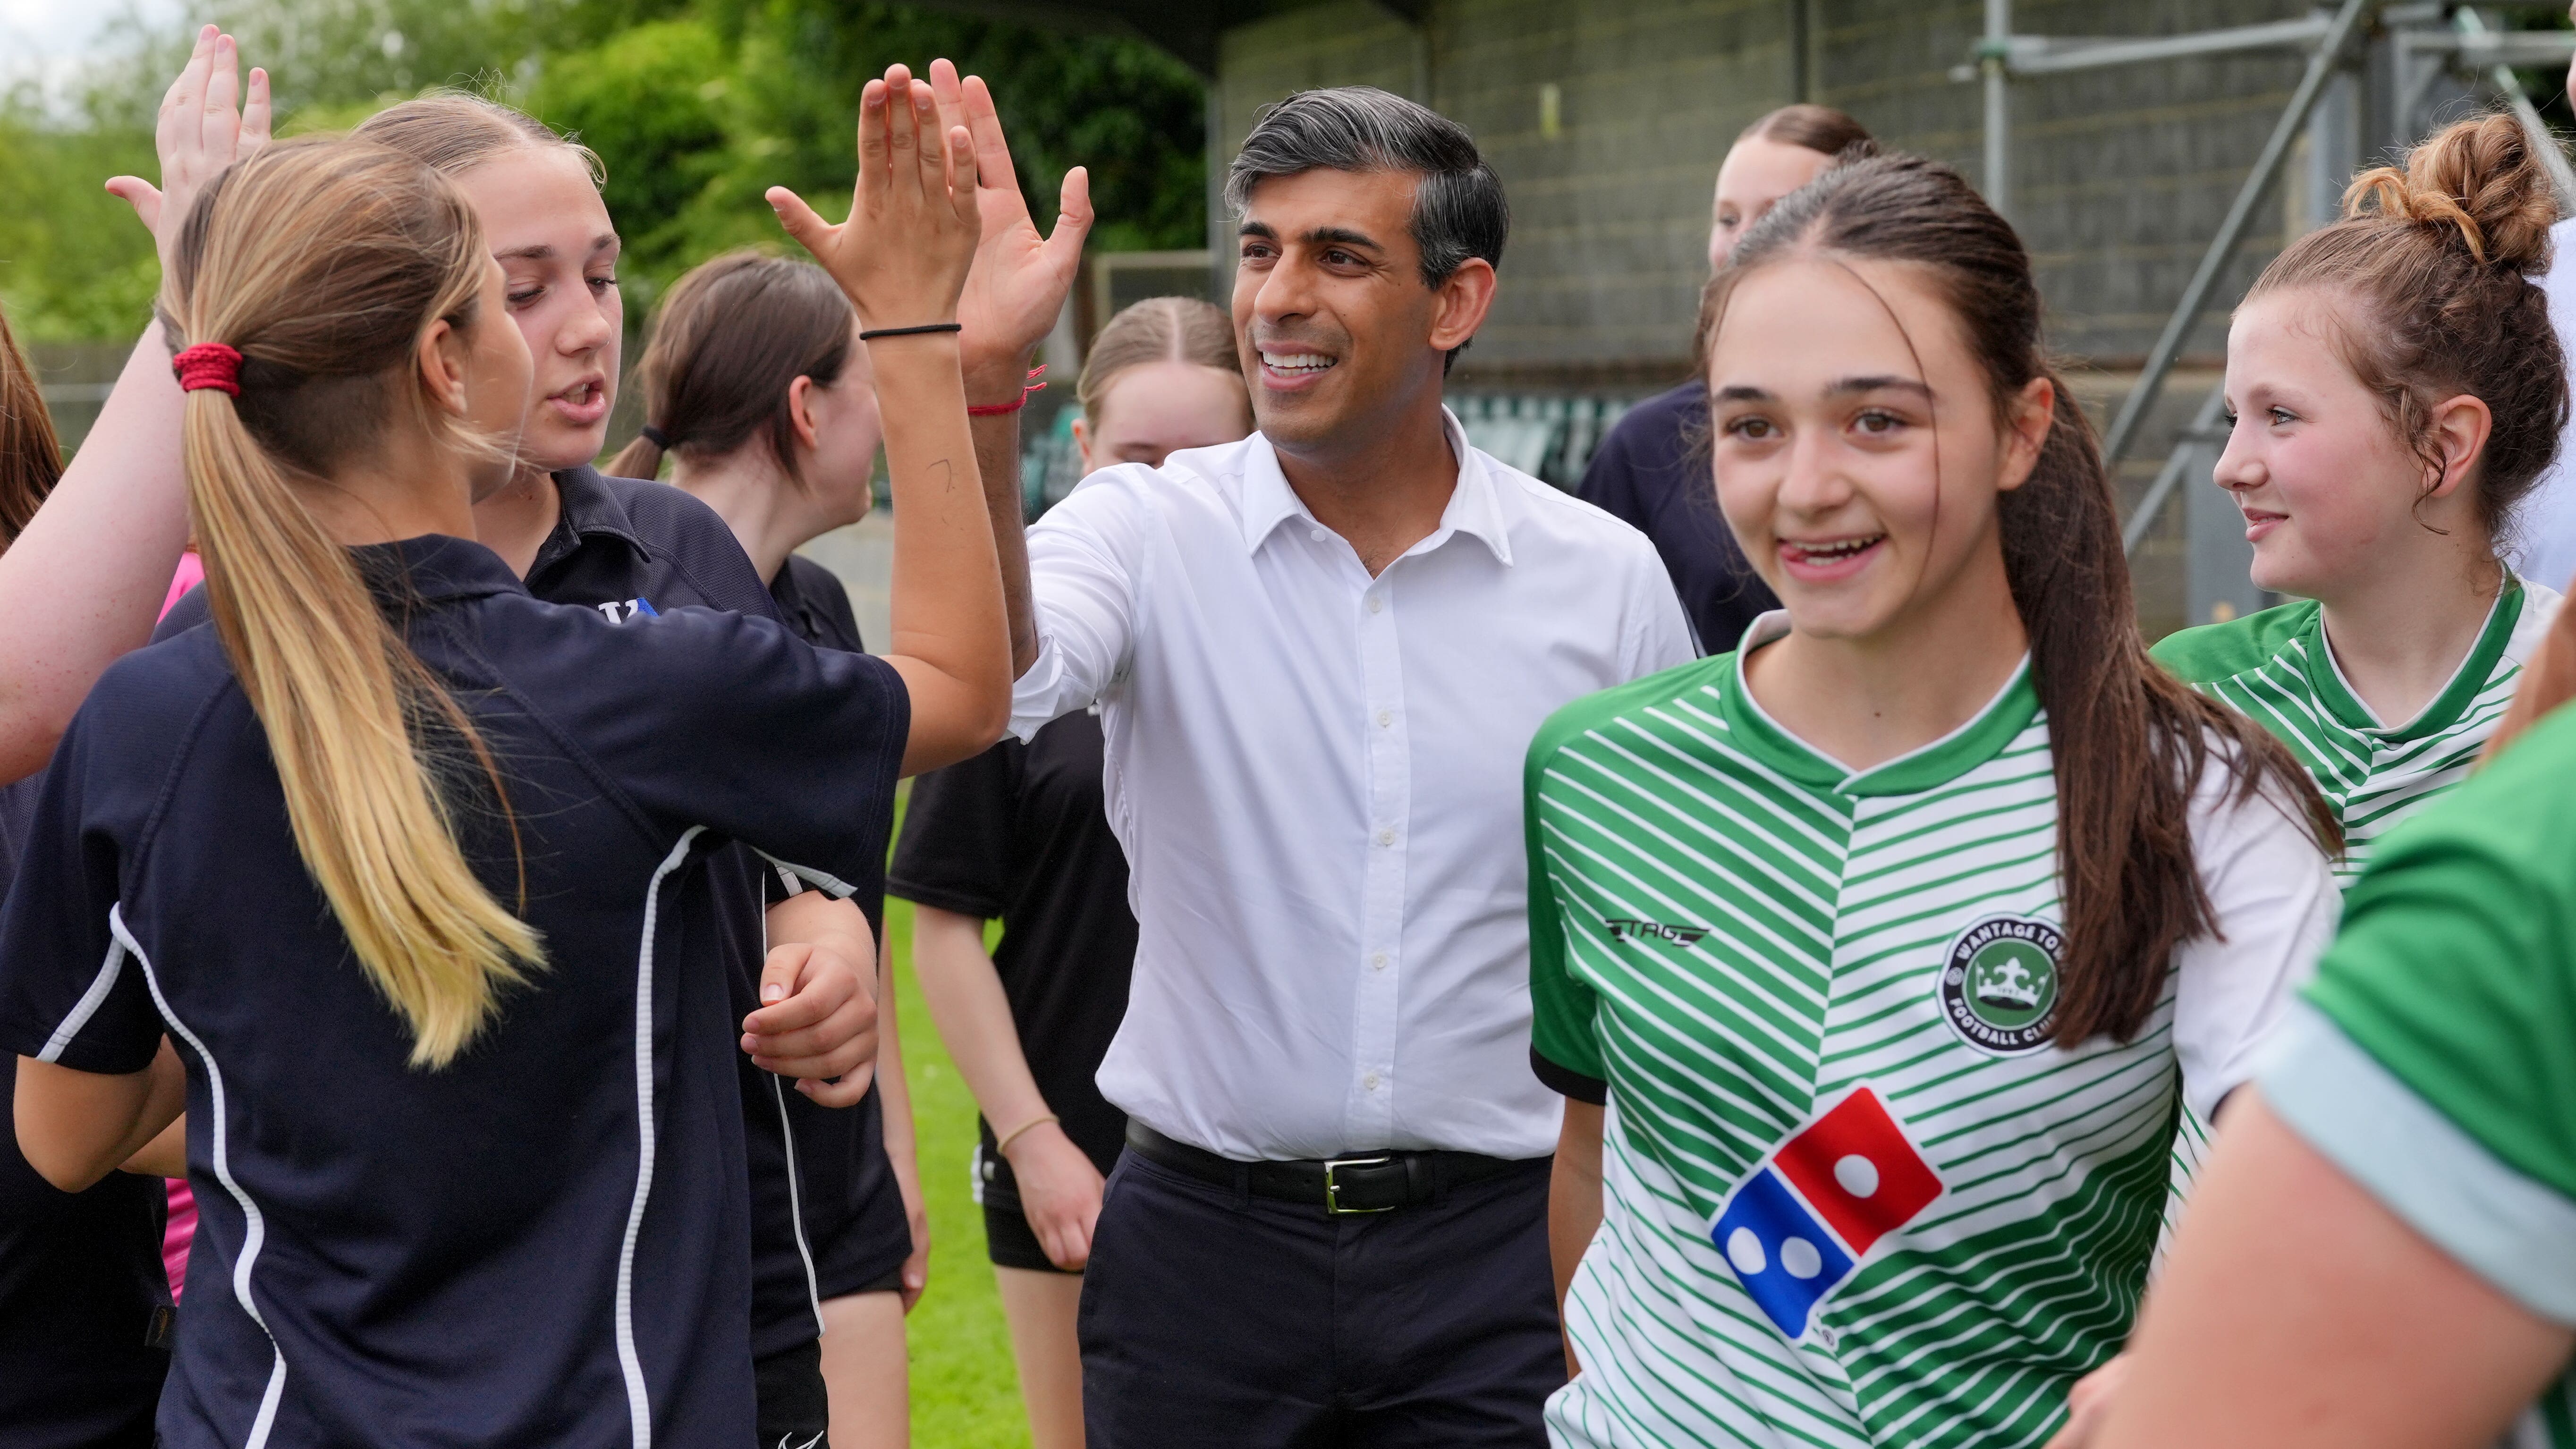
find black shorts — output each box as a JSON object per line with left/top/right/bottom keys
{"left": 752, "top": 1334, "right": 829, "bottom": 1449}
{"left": 977, "top": 1142, "right": 1082, "bottom": 1275}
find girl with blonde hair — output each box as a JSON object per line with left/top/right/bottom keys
{"left": 6, "top": 65, "right": 1003, "bottom": 1446}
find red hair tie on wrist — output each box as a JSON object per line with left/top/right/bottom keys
{"left": 172, "top": 343, "right": 244, "bottom": 397}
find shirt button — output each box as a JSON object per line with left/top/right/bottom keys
{"left": 1370, "top": 952, "right": 1389, "bottom": 971}
{"left": 1377, "top": 828, "right": 1395, "bottom": 847}
{"left": 1363, "top": 1071, "right": 1382, "bottom": 1092}
{"left": 1376, "top": 710, "right": 1393, "bottom": 729}
{"left": 1366, "top": 595, "right": 1384, "bottom": 614}
{"left": 1310, "top": 528, "right": 1327, "bottom": 542}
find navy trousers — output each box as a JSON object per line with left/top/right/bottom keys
{"left": 1077, "top": 1147, "right": 1565, "bottom": 1448}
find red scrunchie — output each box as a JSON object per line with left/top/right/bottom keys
{"left": 172, "top": 343, "right": 244, "bottom": 397}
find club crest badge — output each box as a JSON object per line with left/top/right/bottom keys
{"left": 1937, "top": 915, "right": 2061, "bottom": 1056}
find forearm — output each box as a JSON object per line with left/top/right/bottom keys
{"left": 121, "top": 1113, "right": 187, "bottom": 1178}
{"left": 1551, "top": 1100, "right": 1606, "bottom": 1374}
{"left": 908, "top": 906, "right": 1051, "bottom": 1132}
{"left": 765, "top": 890, "right": 875, "bottom": 985}
{"left": 0, "top": 323, "right": 189, "bottom": 782}
{"left": 16, "top": 1041, "right": 188, "bottom": 1192}
{"left": 874, "top": 335, "right": 1010, "bottom": 774}
{"left": 873, "top": 932, "right": 917, "bottom": 1165}
{"left": 962, "top": 355, "right": 1038, "bottom": 678}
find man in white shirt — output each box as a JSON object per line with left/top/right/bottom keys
{"left": 974, "top": 86, "right": 1693, "bottom": 1446}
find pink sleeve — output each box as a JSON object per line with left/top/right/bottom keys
{"left": 158, "top": 552, "right": 204, "bottom": 623}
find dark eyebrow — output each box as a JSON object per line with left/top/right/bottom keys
{"left": 1828, "top": 375, "right": 1932, "bottom": 399}
{"left": 1302, "top": 225, "right": 1382, "bottom": 252}
{"left": 1238, "top": 220, "right": 1278, "bottom": 240}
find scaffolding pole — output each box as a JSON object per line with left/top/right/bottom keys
{"left": 2098, "top": 0, "right": 2375, "bottom": 469}
{"left": 1983, "top": 0, "right": 2011, "bottom": 217}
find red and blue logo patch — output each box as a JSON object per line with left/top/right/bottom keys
{"left": 1708, "top": 1085, "right": 1943, "bottom": 1342}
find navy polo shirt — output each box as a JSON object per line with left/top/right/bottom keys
{"left": 161, "top": 469, "right": 905, "bottom": 1362}
{"left": 0, "top": 776, "right": 170, "bottom": 1449}
{"left": 2, "top": 534, "right": 907, "bottom": 1449}
{"left": 1575, "top": 381, "right": 1776, "bottom": 655}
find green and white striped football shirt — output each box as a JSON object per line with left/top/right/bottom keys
{"left": 2151, "top": 580, "right": 2562, "bottom": 887}
{"left": 1526, "top": 614, "right": 2339, "bottom": 1449}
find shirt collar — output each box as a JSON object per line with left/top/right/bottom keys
{"left": 528, "top": 465, "right": 648, "bottom": 576}
{"left": 350, "top": 534, "right": 528, "bottom": 606}
{"left": 1236, "top": 408, "right": 1515, "bottom": 567}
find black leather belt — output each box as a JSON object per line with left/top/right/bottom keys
{"left": 1126, "top": 1121, "right": 1539, "bottom": 1216}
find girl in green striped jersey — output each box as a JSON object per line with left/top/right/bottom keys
{"left": 1527, "top": 150, "right": 2340, "bottom": 1449}
{"left": 2077, "top": 602, "right": 2576, "bottom": 1449}
{"left": 2151, "top": 112, "right": 2569, "bottom": 891}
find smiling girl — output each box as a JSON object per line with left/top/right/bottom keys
{"left": 2152, "top": 112, "right": 2567, "bottom": 886}
{"left": 1524, "top": 151, "right": 2339, "bottom": 1449}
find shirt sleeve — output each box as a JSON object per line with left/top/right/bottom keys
{"left": 1620, "top": 529, "right": 1701, "bottom": 676}
{"left": 2168, "top": 759, "right": 2340, "bottom": 1123}
{"left": 1010, "top": 467, "right": 1150, "bottom": 744}
{"left": 0, "top": 709, "right": 161, "bottom": 1076}
{"left": 543, "top": 602, "right": 910, "bottom": 898}
{"left": 1525, "top": 721, "right": 1609, "bottom": 1103}
{"left": 886, "top": 740, "right": 1019, "bottom": 920}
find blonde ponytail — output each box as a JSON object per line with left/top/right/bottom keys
{"left": 169, "top": 137, "right": 542, "bottom": 1067}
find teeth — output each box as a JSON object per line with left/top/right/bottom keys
{"left": 1261, "top": 351, "right": 1335, "bottom": 372}
{"left": 1788, "top": 536, "right": 1881, "bottom": 560}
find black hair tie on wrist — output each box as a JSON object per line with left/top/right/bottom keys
{"left": 858, "top": 322, "right": 964, "bottom": 340}
{"left": 638, "top": 424, "right": 670, "bottom": 449}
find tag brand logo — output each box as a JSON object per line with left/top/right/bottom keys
{"left": 1708, "top": 1085, "right": 1944, "bottom": 1343}
{"left": 595, "top": 596, "right": 661, "bottom": 624}
{"left": 1604, "top": 916, "right": 1711, "bottom": 947}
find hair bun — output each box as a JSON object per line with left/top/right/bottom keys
{"left": 2344, "top": 111, "right": 2560, "bottom": 272}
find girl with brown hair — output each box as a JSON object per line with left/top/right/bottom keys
{"left": 1524, "top": 149, "right": 2339, "bottom": 1448}
{"left": 896, "top": 293, "right": 1250, "bottom": 1449}
{"left": 4, "top": 67, "right": 1002, "bottom": 1449}
{"left": 610, "top": 247, "right": 916, "bottom": 1449}
{"left": 2153, "top": 112, "right": 2567, "bottom": 890}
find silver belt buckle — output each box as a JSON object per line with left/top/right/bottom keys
{"left": 1323, "top": 1154, "right": 1396, "bottom": 1215}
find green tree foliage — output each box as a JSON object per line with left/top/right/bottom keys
{"left": 2, "top": 0, "right": 1206, "bottom": 341}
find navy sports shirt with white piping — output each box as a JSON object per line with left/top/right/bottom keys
{"left": 6, "top": 534, "right": 908, "bottom": 1449}
{"left": 161, "top": 467, "right": 898, "bottom": 1365}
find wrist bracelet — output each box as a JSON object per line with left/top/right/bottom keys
{"left": 994, "top": 1112, "right": 1059, "bottom": 1155}
{"left": 967, "top": 364, "right": 1049, "bottom": 417}
{"left": 859, "top": 322, "right": 963, "bottom": 340}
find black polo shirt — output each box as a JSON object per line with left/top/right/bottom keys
{"left": 756, "top": 551, "right": 912, "bottom": 1308}
{"left": 161, "top": 470, "right": 905, "bottom": 1358}
{"left": 1575, "top": 380, "right": 1776, "bottom": 655}
{"left": 0, "top": 534, "right": 907, "bottom": 1449}
{"left": 0, "top": 775, "right": 169, "bottom": 1449}
{"left": 888, "top": 709, "right": 1136, "bottom": 1185}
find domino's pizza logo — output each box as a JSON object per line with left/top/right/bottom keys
{"left": 1937, "top": 915, "right": 2061, "bottom": 1056}
{"left": 1709, "top": 1085, "right": 1944, "bottom": 1343}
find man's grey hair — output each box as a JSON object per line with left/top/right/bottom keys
{"left": 1226, "top": 85, "right": 1509, "bottom": 294}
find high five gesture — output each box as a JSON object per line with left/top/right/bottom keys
{"left": 768, "top": 64, "right": 1010, "bottom": 776}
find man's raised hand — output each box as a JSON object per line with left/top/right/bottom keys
{"left": 107, "top": 25, "right": 272, "bottom": 271}
{"left": 768, "top": 64, "right": 982, "bottom": 335}
{"left": 925, "top": 59, "right": 1094, "bottom": 398}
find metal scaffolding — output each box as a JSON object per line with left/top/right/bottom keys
{"left": 1958, "top": 2, "right": 2576, "bottom": 626}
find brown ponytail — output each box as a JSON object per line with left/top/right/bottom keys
{"left": 604, "top": 250, "right": 855, "bottom": 482}
{"left": 167, "top": 136, "right": 543, "bottom": 1068}
{"left": 0, "top": 300, "right": 60, "bottom": 551}
{"left": 1704, "top": 151, "right": 2339, "bottom": 1044}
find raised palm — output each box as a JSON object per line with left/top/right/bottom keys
{"left": 927, "top": 59, "right": 1094, "bottom": 391}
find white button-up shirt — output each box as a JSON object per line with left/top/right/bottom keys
{"left": 1012, "top": 413, "right": 1695, "bottom": 1160}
